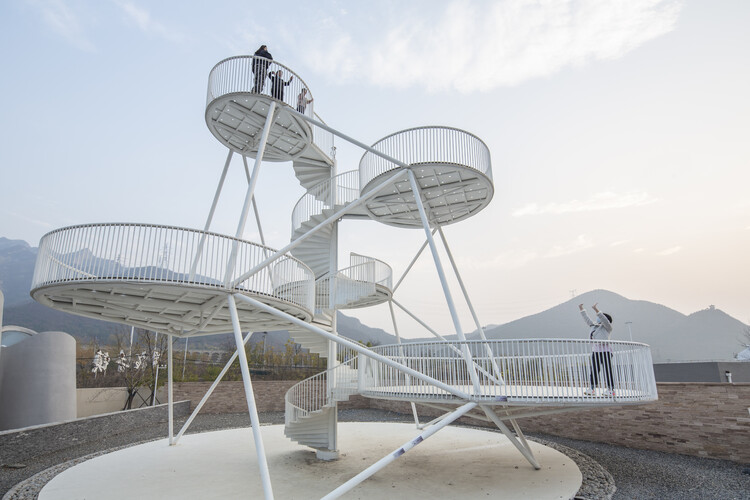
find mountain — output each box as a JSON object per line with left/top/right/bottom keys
{"left": 1, "top": 238, "right": 747, "bottom": 362}
{"left": 0, "top": 238, "right": 37, "bottom": 307}
{"left": 471, "top": 289, "right": 747, "bottom": 363}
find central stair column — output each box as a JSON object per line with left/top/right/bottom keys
{"left": 319, "top": 153, "right": 340, "bottom": 460}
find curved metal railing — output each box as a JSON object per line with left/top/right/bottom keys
{"left": 31, "top": 223, "right": 315, "bottom": 312}
{"left": 285, "top": 350, "right": 359, "bottom": 427}
{"left": 315, "top": 253, "right": 393, "bottom": 310}
{"left": 206, "top": 56, "right": 334, "bottom": 162}
{"left": 362, "top": 339, "right": 657, "bottom": 403}
{"left": 285, "top": 339, "right": 656, "bottom": 425}
{"left": 207, "top": 56, "right": 315, "bottom": 117}
{"left": 359, "top": 126, "right": 493, "bottom": 191}
{"left": 291, "top": 170, "right": 360, "bottom": 235}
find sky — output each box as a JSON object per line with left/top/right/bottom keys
{"left": 0, "top": 0, "right": 748, "bottom": 337}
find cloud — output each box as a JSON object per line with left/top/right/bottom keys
{"left": 3, "top": 209, "right": 54, "bottom": 230}
{"left": 512, "top": 191, "right": 659, "bottom": 217}
{"left": 114, "top": 1, "right": 186, "bottom": 43}
{"left": 610, "top": 240, "right": 630, "bottom": 247}
{"left": 27, "top": 0, "right": 97, "bottom": 51}
{"left": 290, "top": 0, "right": 682, "bottom": 92}
{"left": 458, "top": 249, "right": 539, "bottom": 270}
{"left": 545, "top": 234, "right": 593, "bottom": 258}
{"left": 656, "top": 246, "right": 681, "bottom": 256}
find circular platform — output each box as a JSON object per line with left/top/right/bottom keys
{"left": 358, "top": 127, "right": 494, "bottom": 228}
{"left": 31, "top": 224, "right": 315, "bottom": 337}
{"left": 360, "top": 163, "right": 494, "bottom": 227}
{"left": 38, "top": 423, "right": 581, "bottom": 500}
{"left": 206, "top": 93, "right": 312, "bottom": 160}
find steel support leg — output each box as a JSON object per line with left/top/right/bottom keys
{"left": 190, "top": 149, "right": 233, "bottom": 280}
{"left": 228, "top": 295, "right": 274, "bottom": 499}
{"left": 437, "top": 226, "right": 504, "bottom": 384}
{"left": 224, "top": 101, "right": 277, "bottom": 285}
{"left": 168, "top": 334, "right": 174, "bottom": 445}
{"left": 406, "top": 169, "right": 481, "bottom": 393}
{"left": 321, "top": 402, "right": 477, "bottom": 500}
{"left": 480, "top": 404, "right": 540, "bottom": 469}
{"left": 230, "top": 169, "right": 409, "bottom": 288}
{"left": 233, "top": 293, "right": 472, "bottom": 400}
{"left": 388, "top": 300, "right": 420, "bottom": 427}
{"left": 173, "top": 330, "right": 254, "bottom": 444}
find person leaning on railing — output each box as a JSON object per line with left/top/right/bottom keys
{"left": 579, "top": 302, "right": 614, "bottom": 396}
{"left": 297, "top": 88, "right": 313, "bottom": 113}
{"left": 268, "top": 69, "right": 293, "bottom": 101}
{"left": 252, "top": 45, "right": 273, "bottom": 93}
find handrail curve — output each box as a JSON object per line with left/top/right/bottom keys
{"left": 291, "top": 170, "right": 360, "bottom": 235}
{"left": 285, "top": 338, "right": 657, "bottom": 426}
{"left": 359, "top": 126, "right": 492, "bottom": 191}
{"left": 31, "top": 223, "right": 315, "bottom": 312}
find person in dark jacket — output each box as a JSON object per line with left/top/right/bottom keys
{"left": 252, "top": 45, "right": 273, "bottom": 93}
{"left": 268, "top": 69, "right": 293, "bottom": 101}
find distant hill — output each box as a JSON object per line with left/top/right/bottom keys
{"left": 1, "top": 238, "right": 747, "bottom": 362}
{"left": 0, "top": 238, "right": 37, "bottom": 307}
{"left": 470, "top": 289, "right": 747, "bottom": 363}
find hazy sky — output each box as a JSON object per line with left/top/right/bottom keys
{"left": 1, "top": 0, "right": 748, "bottom": 337}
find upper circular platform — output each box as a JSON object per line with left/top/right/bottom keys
{"left": 205, "top": 56, "right": 321, "bottom": 161}
{"left": 31, "top": 223, "right": 315, "bottom": 337}
{"left": 359, "top": 127, "right": 494, "bottom": 228}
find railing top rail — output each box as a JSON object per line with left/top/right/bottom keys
{"left": 349, "top": 252, "right": 390, "bottom": 269}
{"left": 38, "top": 222, "right": 308, "bottom": 267}
{"left": 372, "top": 339, "right": 651, "bottom": 349}
{"left": 208, "top": 55, "right": 315, "bottom": 102}
{"left": 368, "top": 125, "right": 490, "bottom": 151}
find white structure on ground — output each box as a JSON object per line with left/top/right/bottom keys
{"left": 30, "top": 55, "right": 658, "bottom": 499}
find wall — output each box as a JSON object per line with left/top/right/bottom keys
{"left": 0, "top": 401, "right": 190, "bottom": 466}
{"left": 654, "top": 361, "right": 750, "bottom": 382}
{"left": 76, "top": 387, "right": 168, "bottom": 418}
{"left": 175, "top": 380, "right": 750, "bottom": 463}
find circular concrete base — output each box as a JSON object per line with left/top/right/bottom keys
{"left": 39, "top": 423, "right": 581, "bottom": 499}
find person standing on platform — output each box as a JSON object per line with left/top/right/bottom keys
{"left": 579, "top": 303, "right": 615, "bottom": 397}
{"left": 268, "top": 69, "right": 293, "bottom": 101}
{"left": 252, "top": 45, "right": 273, "bottom": 93}
{"left": 297, "top": 88, "right": 313, "bottom": 113}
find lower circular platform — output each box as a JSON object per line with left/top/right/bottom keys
{"left": 32, "top": 282, "right": 312, "bottom": 337}
{"left": 37, "top": 423, "right": 581, "bottom": 499}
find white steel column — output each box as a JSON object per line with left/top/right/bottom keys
{"left": 224, "top": 101, "right": 277, "bottom": 286}
{"left": 174, "top": 330, "right": 253, "bottom": 444}
{"left": 388, "top": 300, "right": 420, "bottom": 427}
{"left": 321, "top": 402, "right": 477, "bottom": 500}
{"left": 406, "top": 169, "right": 481, "bottom": 393}
{"left": 230, "top": 169, "right": 408, "bottom": 288}
{"left": 233, "top": 293, "right": 472, "bottom": 400}
{"left": 392, "top": 230, "right": 436, "bottom": 293}
{"left": 227, "top": 295, "right": 274, "bottom": 500}
{"left": 168, "top": 334, "right": 174, "bottom": 445}
{"left": 189, "top": 149, "right": 233, "bottom": 280}
{"left": 480, "top": 405, "right": 540, "bottom": 470}
{"left": 437, "top": 226, "right": 503, "bottom": 383}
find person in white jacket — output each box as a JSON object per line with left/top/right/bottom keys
{"left": 579, "top": 303, "right": 614, "bottom": 396}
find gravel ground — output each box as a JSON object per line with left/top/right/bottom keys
{"left": 2, "top": 409, "right": 749, "bottom": 499}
